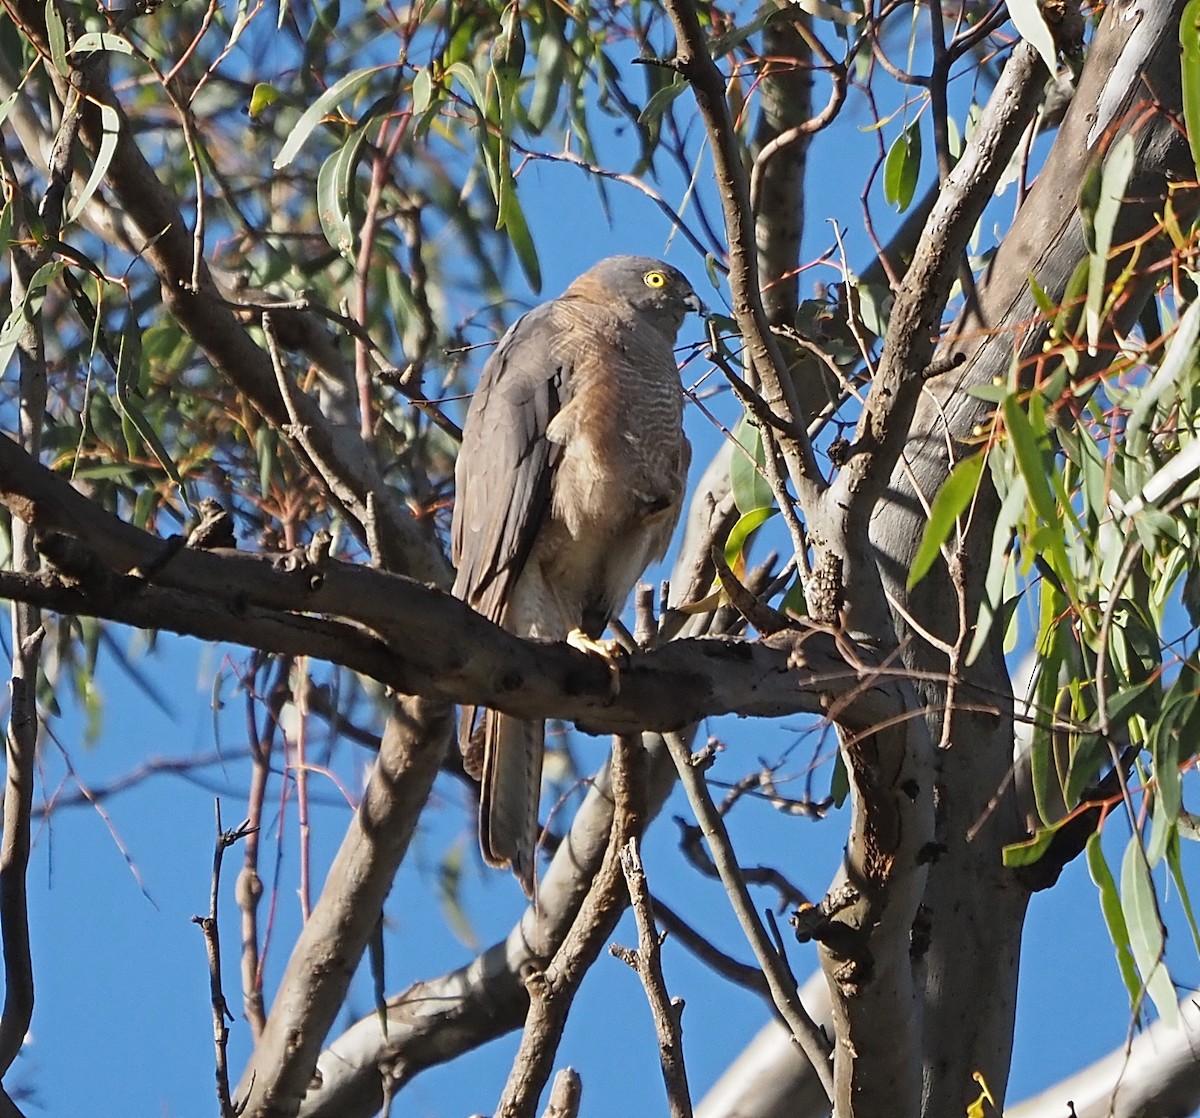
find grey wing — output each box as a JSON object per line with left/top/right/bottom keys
{"left": 451, "top": 303, "right": 569, "bottom": 626}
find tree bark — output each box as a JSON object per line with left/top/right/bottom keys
{"left": 871, "top": 4, "right": 1196, "bottom": 1115}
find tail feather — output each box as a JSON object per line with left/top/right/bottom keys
{"left": 480, "top": 712, "right": 544, "bottom": 896}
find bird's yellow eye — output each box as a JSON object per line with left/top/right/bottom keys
{"left": 643, "top": 270, "right": 667, "bottom": 289}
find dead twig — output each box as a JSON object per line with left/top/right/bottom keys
{"left": 493, "top": 735, "right": 645, "bottom": 1118}
{"left": 192, "top": 802, "right": 256, "bottom": 1118}
{"left": 663, "top": 731, "right": 834, "bottom": 1101}
{"left": 613, "top": 837, "right": 693, "bottom": 1118}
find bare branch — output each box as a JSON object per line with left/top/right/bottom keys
{"left": 233, "top": 697, "right": 451, "bottom": 1118}
{"left": 494, "top": 735, "right": 645, "bottom": 1118}
{"left": 540, "top": 1070, "right": 582, "bottom": 1118}
{"left": 192, "top": 804, "right": 255, "bottom": 1118}
{"left": 1008, "top": 993, "right": 1200, "bottom": 1118}
{"left": 662, "top": 730, "right": 834, "bottom": 1101}
{"left": 660, "top": 0, "right": 825, "bottom": 505}
{"left": 0, "top": 154, "right": 46, "bottom": 1086}
{"left": 828, "top": 39, "right": 1047, "bottom": 633}
{"left": 614, "top": 837, "right": 693, "bottom": 1118}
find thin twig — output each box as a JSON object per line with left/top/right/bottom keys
{"left": 658, "top": 0, "right": 825, "bottom": 504}
{"left": 493, "top": 735, "right": 645, "bottom": 1118}
{"left": 0, "top": 154, "right": 47, "bottom": 1082}
{"left": 649, "top": 894, "right": 769, "bottom": 997}
{"left": 192, "top": 802, "right": 256, "bottom": 1118}
{"left": 237, "top": 653, "right": 274, "bottom": 1038}
{"left": 613, "top": 837, "right": 693, "bottom": 1118}
{"left": 293, "top": 657, "right": 312, "bottom": 921}
{"left": 662, "top": 731, "right": 834, "bottom": 1101}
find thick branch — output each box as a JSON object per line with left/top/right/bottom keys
{"left": 0, "top": 434, "right": 913, "bottom": 736}
{"left": 828, "top": 38, "right": 1047, "bottom": 634}
{"left": 1007, "top": 993, "right": 1200, "bottom": 1118}
{"left": 299, "top": 728, "right": 687, "bottom": 1117}
{"left": 867, "top": 5, "right": 1199, "bottom": 1116}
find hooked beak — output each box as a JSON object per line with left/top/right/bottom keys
{"left": 684, "top": 289, "right": 707, "bottom": 317}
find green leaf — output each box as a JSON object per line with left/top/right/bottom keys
{"left": 730, "top": 415, "right": 774, "bottom": 515}
{"left": 1166, "top": 828, "right": 1200, "bottom": 954}
{"left": 829, "top": 749, "right": 849, "bottom": 808}
{"left": 966, "top": 380, "right": 1008, "bottom": 404}
{"left": 1008, "top": 0, "right": 1058, "bottom": 76}
{"left": 1181, "top": 0, "right": 1200, "bottom": 178}
{"left": 317, "top": 129, "right": 366, "bottom": 261}
{"left": 1125, "top": 296, "right": 1200, "bottom": 457}
{"left": 1087, "top": 833, "right": 1142, "bottom": 1013}
{"left": 723, "top": 506, "right": 777, "bottom": 569}
{"left": 527, "top": 11, "right": 566, "bottom": 133}
{"left": 883, "top": 120, "right": 921, "bottom": 213}
{"left": 411, "top": 68, "right": 433, "bottom": 114}
{"left": 490, "top": 3, "right": 525, "bottom": 82}
{"left": 707, "top": 6, "right": 776, "bottom": 56}
{"left": 1002, "top": 821, "right": 1064, "bottom": 867}
{"left": 44, "top": 0, "right": 68, "bottom": 76}
{"left": 1084, "top": 132, "right": 1136, "bottom": 354}
{"left": 444, "top": 61, "right": 486, "bottom": 113}
{"left": 1062, "top": 733, "right": 1108, "bottom": 810}
{"left": 114, "top": 320, "right": 187, "bottom": 495}
{"left": 249, "top": 82, "right": 280, "bottom": 118}
{"left": 67, "top": 100, "right": 120, "bottom": 225}
{"left": 1028, "top": 273, "right": 1058, "bottom": 320}
{"left": 966, "top": 469, "right": 1025, "bottom": 665}
{"left": 780, "top": 574, "right": 806, "bottom": 618}
{"left": 256, "top": 426, "right": 277, "bottom": 498}
{"left": 638, "top": 75, "right": 686, "bottom": 127}
{"left": 1002, "top": 395, "right": 1057, "bottom": 524}
{"left": 1119, "top": 836, "right": 1179, "bottom": 1027}
{"left": 908, "top": 451, "right": 985, "bottom": 590}
{"left": 40, "top": 235, "right": 103, "bottom": 278}
{"left": 0, "top": 260, "right": 63, "bottom": 374}
{"left": 0, "top": 89, "right": 19, "bottom": 134}
{"left": 496, "top": 160, "right": 541, "bottom": 292}
{"left": 274, "top": 66, "right": 382, "bottom": 170}
{"left": 1065, "top": 680, "right": 1154, "bottom": 808}
{"left": 1151, "top": 680, "right": 1193, "bottom": 826}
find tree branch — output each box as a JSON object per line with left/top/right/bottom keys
{"left": 613, "top": 837, "right": 693, "bottom": 1118}
{"left": 660, "top": 0, "right": 825, "bottom": 506}
{"left": 233, "top": 696, "right": 451, "bottom": 1118}
{"left": 663, "top": 730, "right": 834, "bottom": 1101}
{"left": 0, "top": 157, "right": 46, "bottom": 1086}
{"left": 0, "top": 0, "right": 446, "bottom": 583}
{"left": 494, "top": 735, "right": 644, "bottom": 1118}
{"left": 828, "top": 38, "right": 1047, "bottom": 634}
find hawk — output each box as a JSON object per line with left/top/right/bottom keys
{"left": 452, "top": 255, "right": 703, "bottom": 893}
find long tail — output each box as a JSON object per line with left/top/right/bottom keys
{"left": 480, "top": 712, "right": 544, "bottom": 896}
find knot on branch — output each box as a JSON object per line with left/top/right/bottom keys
{"left": 792, "top": 884, "right": 874, "bottom": 995}
{"left": 271, "top": 532, "right": 333, "bottom": 591}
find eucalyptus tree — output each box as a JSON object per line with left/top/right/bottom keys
{"left": 0, "top": 1, "right": 1198, "bottom": 1116}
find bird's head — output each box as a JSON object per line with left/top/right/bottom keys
{"left": 569, "top": 255, "right": 706, "bottom": 333}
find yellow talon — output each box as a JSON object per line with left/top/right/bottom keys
{"left": 566, "top": 628, "right": 625, "bottom": 693}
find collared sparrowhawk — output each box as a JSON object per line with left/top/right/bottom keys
{"left": 451, "top": 255, "right": 703, "bottom": 893}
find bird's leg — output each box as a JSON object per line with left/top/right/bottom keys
{"left": 565, "top": 628, "right": 626, "bottom": 693}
